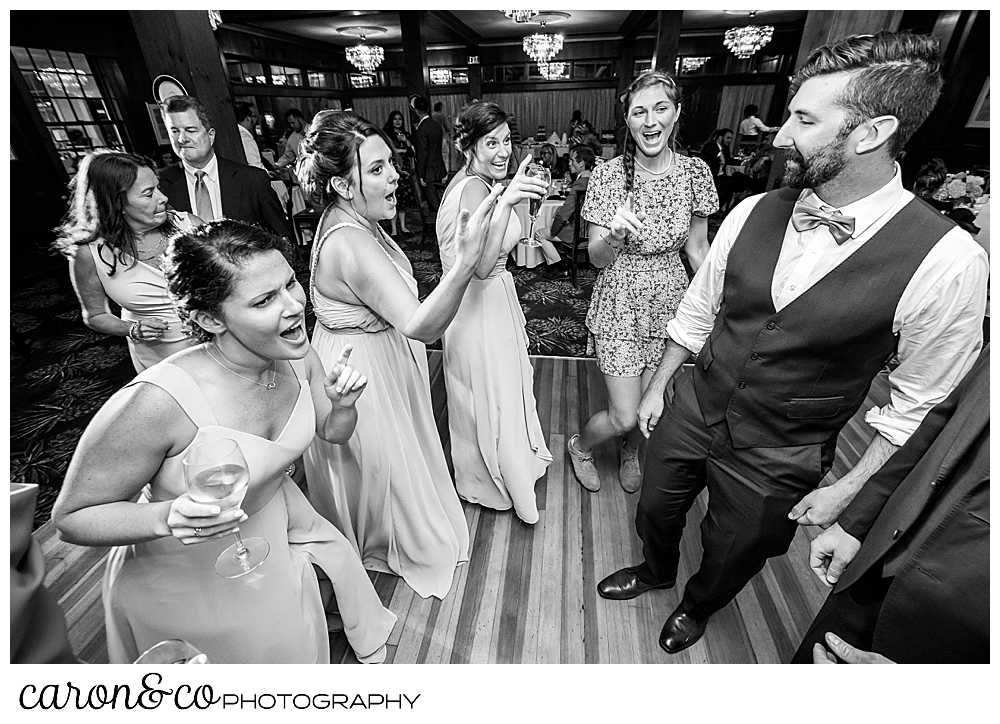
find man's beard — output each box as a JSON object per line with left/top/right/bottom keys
{"left": 782, "top": 133, "right": 850, "bottom": 189}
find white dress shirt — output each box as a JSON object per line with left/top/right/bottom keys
{"left": 182, "top": 153, "right": 223, "bottom": 221}
{"left": 238, "top": 124, "right": 264, "bottom": 170}
{"left": 667, "top": 166, "right": 989, "bottom": 446}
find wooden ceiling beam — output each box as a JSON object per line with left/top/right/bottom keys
{"left": 619, "top": 10, "right": 657, "bottom": 39}
{"left": 426, "top": 10, "right": 483, "bottom": 47}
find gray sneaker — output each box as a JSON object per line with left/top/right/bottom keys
{"left": 567, "top": 434, "right": 601, "bottom": 492}
{"left": 619, "top": 442, "right": 642, "bottom": 493}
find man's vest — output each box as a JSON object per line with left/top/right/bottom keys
{"left": 692, "top": 187, "right": 955, "bottom": 449}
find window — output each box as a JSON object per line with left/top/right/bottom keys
{"left": 270, "top": 65, "right": 303, "bottom": 86}
{"left": 633, "top": 59, "right": 653, "bottom": 77}
{"left": 307, "top": 70, "right": 332, "bottom": 88}
{"left": 429, "top": 67, "right": 469, "bottom": 86}
{"left": 227, "top": 60, "right": 267, "bottom": 84}
{"left": 573, "top": 61, "right": 614, "bottom": 80}
{"left": 348, "top": 73, "right": 377, "bottom": 89}
{"left": 13, "top": 46, "right": 128, "bottom": 171}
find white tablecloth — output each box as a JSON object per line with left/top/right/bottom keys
{"left": 510, "top": 199, "right": 562, "bottom": 268}
{"left": 528, "top": 144, "right": 616, "bottom": 161}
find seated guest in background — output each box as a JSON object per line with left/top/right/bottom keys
{"left": 536, "top": 144, "right": 596, "bottom": 272}
{"left": 738, "top": 103, "right": 779, "bottom": 148}
{"left": 539, "top": 143, "right": 569, "bottom": 178}
{"left": 566, "top": 108, "right": 585, "bottom": 144}
{"left": 619, "top": 31, "right": 986, "bottom": 657}
{"left": 158, "top": 95, "right": 292, "bottom": 239}
{"left": 52, "top": 220, "right": 397, "bottom": 663}
{"left": 55, "top": 151, "right": 201, "bottom": 372}
{"left": 794, "top": 345, "right": 989, "bottom": 665}
{"left": 234, "top": 101, "right": 265, "bottom": 171}
{"left": 912, "top": 157, "right": 949, "bottom": 209}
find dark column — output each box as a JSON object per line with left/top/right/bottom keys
{"left": 128, "top": 10, "right": 243, "bottom": 163}
{"left": 651, "top": 10, "right": 683, "bottom": 75}
{"left": 794, "top": 10, "right": 903, "bottom": 68}
{"left": 467, "top": 50, "right": 482, "bottom": 101}
{"left": 399, "top": 10, "right": 430, "bottom": 121}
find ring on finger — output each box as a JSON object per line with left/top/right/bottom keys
{"left": 194, "top": 527, "right": 203, "bottom": 537}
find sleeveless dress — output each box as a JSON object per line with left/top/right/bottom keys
{"left": 303, "top": 221, "right": 470, "bottom": 599}
{"left": 87, "top": 212, "right": 198, "bottom": 372}
{"left": 436, "top": 177, "right": 552, "bottom": 524}
{"left": 102, "top": 357, "right": 397, "bottom": 664}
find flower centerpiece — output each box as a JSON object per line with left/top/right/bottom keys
{"left": 931, "top": 171, "right": 986, "bottom": 209}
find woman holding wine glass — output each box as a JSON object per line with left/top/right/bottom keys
{"left": 436, "top": 101, "right": 552, "bottom": 524}
{"left": 566, "top": 69, "right": 718, "bottom": 495}
{"left": 52, "top": 220, "right": 397, "bottom": 664}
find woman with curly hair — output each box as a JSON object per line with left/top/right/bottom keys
{"left": 52, "top": 220, "right": 397, "bottom": 663}
{"left": 566, "top": 70, "right": 718, "bottom": 495}
{"left": 296, "top": 110, "right": 501, "bottom": 598}
{"left": 436, "top": 100, "right": 552, "bottom": 524}
{"left": 54, "top": 151, "right": 202, "bottom": 372}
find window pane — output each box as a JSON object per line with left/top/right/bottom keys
{"left": 307, "top": 71, "right": 329, "bottom": 88}
{"left": 54, "top": 98, "right": 76, "bottom": 122}
{"left": 84, "top": 124, "right": 107, "bottom": 148}
{"left": 21, "top": 70, "right": 43, "bottom": 92}
{"left": 88, "top": 98, "right": 110, "bottom": 121}
{"left": 50, "top": 50, "right": 73, "bottom": 71}
{"left": 29, "top": 48, "right": 52, "bottom": 69}
{"left": 227, "top": 61, "right": 243, "bottom": 82}
{"left": 65, "top": 126, "right": 91, "bottom": 149}
{"left": 71, "top": 98, "right": 93, "bottom": 121}
{"left": 62, "top": 73, "right": 84, "bottom": 97}
{"left": 385, "top": 70, "right": 405, "bottom": 87}
{"left": 69, "top": 52, "right": 92, "bottom": 74}
{"left": 50, "top": 127, "right": 70, "bottom": 149}
{"left": 35, "top": 100, "right": 58, "bottom": 123}
{"left": 503, "top": 65, "right": 525, "bottom": 82}
{"left": 80, "top": 74, "right": 101, "bottom": 98}
{"left": 12, "top": 46, "right": 33, "bottom": 68}
{"left": 40, "top": 71, "right": 67, "bottom": 97}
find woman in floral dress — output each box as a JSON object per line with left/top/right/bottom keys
{"left": 566, "top": 70, "right": 718, "bottom": 495}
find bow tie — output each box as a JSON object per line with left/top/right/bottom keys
{"left": 790, "top": 202, "right": 856, "bottom": 244}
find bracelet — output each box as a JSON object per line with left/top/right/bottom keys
{"left": 602, "top": 233, "right": 623, "bottom": 250}
{"left": 128, "top": 321, "right": 141, "bottom": 341}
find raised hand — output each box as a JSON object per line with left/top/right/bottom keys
{"left": 501, "top": 154, "right": 548, "bottom": 208}
{"left": 455, "top": 182, "right": 505, "bottom": 268}
{"left": 608, "top": 191, "right": 646, "bottom": 242}
{"left": 323, "top": 343, "right": 368, "bottom": 408}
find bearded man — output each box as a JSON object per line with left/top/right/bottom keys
{"left": 593, "top": 32, "right": 988, "bottom": 656}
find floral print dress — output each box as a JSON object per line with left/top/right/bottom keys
{"left": 581, "top": 154, "right": 718, "bottom": 376}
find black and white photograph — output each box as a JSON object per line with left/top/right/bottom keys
{"left": 8, "top": 4, "right": 990, "bottom": 720}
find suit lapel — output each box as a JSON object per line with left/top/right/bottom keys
{"left": 217, "top": 157, "right": 240, "bottom": 219}
{"left": 160, "top": 166, "right": 191, "bottom": 213}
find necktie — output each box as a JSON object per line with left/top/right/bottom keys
{"left": 194, "top": 170, "right": 215, "bottom": 221}
{"left": 790, "top": 202, "right": 856, "bottom": 244}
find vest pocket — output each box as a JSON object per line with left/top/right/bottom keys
{"left": 785, "top": 396, "right": 843, "bottom": 419}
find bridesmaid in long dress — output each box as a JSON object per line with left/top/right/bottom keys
{"left": 296, "top": 111, "right": 502, "bottom": 599}
{"left": 55, "top": 151, "right": 200, "bottom": 372}
{"left": 437, "top": 101, "right": 552, "bottom": 523}
{"left": 52, "top": 220, "right": 397, "bottom": 663}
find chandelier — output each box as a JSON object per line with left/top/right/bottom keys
{"left": 523, "top": 23, "right": 563, "bottom": 63}
{"left": 724, "top": 11, "right": 774, "bottom": 59}
{"left": 339, "top": 26, "right": 387, "bottom": 73}
{"left": 502, "top": 10, "right": 538, "bottom": 23}
{"left": 538, "top": 61, "right": 567, "bottom": 80}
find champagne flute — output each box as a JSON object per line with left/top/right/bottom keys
{"left": 135, "top": 639, "right": 207, "bottom": 664}
{"left": 519, "top": 163, "right": 551, "bottom": 247}
{"left": 183, "top": 437, "right": 268, "bottom": 578}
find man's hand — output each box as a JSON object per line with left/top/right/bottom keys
{"left": 812, "top": 633, "right": 895, "bottom": 664}
{"left": 636, "top": 387, "right": 665, "bottom": 439}
{"left": 788, "top": 483, "right": 852, "bottom": 528}
{"left": 808, "top": 522, "right": 861, "bottom": 586}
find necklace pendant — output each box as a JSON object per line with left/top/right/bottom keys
{"left": 265, "top": 382, "right": 276, "bottom": 390}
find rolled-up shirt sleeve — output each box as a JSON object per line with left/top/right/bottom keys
{"left": 666, "top": 194, "right": 764, "bottom": 354}
{"left": 864, "top": 229, "right": 989, "bottom": 445}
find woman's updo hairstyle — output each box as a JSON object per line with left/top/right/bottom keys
{"left": 620, "top": 69, "right": 683, "bottom": 196}
{"left": 296, "top": 110, "right": 393, "bottom": 207}
{"left": 454, "top": 101, "right": 509, "bottom": 166}
{"left": 163, "top": 219, "right": 294, "bottom": 343}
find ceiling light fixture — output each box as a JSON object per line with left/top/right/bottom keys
{"left": 502, "top": 10, "right": 539, "bottom": 23}
{"left": 338, "top": 26, "right": 387, "bottom": 74}
{"left": 724, "top": 11, "right": 774, "bottom": 59}
{"left": 523, "top": 22, "right": 563, "bottom": 63}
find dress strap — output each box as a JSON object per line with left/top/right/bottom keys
{"left": 125, "top": 360, "right": 220, "bottom": 428}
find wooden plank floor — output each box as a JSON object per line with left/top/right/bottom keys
{"left": 36, "top": 351, "right": 886, "bottom": 664}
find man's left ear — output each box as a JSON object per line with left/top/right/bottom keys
{"left": 854, "top": 115, "right": 898, "bottom": 155}
{"left": 208, "top": 127, "right": 217, "bottom": 146}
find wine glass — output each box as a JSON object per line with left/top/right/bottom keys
{"left": 135, "top": 639, "right": 207, "bottom": 664}
{"left": 183, "top": 437, "right": 269, "bottom": 578}
{"left": 519, "top": 163, "right": 551, "bottom": 247}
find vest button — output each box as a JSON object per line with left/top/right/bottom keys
{"left": 750, "top": 352, "right": 760, "bottom": 360}
{"left": 738, "top": 381, "right": 747, "bottom": 389}
{"left": 892, "top": 529, "right": 901, "bottom": 540}
{"left": 766, "top": 321, "right": 776, "bottom": 330}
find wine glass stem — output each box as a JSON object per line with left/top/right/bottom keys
{"left": 232, "top": 527, "right": 249, "bottom": 560}
{"left": 528, "top": 217, "right": 536, "bottom": 239}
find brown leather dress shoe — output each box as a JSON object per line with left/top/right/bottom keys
{"left": 658, "top": 607, "right": 707, "bottom": 654}
{"left": 597, "top": 566, "right": 675, "bottom": 600}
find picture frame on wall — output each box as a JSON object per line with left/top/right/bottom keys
{"left": 966, "top": 77, "right": 989, "bottom": 128}
{"left": 146, "top": 102, "right": 171, "bottom": 145}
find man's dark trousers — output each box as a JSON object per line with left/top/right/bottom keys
{"left": 637, "top": 369, "right": 835, "bottom": 620}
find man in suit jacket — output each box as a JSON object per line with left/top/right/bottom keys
{"left": 410, "top": 95, "right": 445, "bottom": 220}
{"left": 159, "top": 95, "right": 292, "bottom": 239}
{"left": 793, "top": 345, "right": 989, "bottom": 664}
